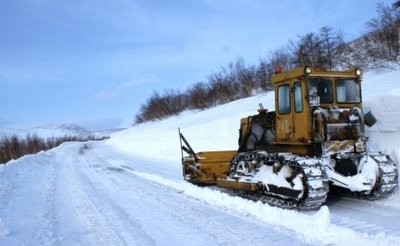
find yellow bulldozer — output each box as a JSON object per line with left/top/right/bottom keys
{"left": 180, "top": 66, "right": 398, "bottom": 209}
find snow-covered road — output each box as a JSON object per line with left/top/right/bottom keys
{"left": 0, "top": 142, "right": 316, "bottom": 245}
{"left": 1, "top": 141, "right": 400, "bottom": 245}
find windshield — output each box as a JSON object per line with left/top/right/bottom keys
{"left": 336, "top": 79, "right": 361, "bottom": 103}
{"left": 307, "top": 78, "right": 333, "bottom": 103}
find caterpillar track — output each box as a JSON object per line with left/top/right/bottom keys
{"left": 227, "top": 151, "right": 329, "bottom": 210}
{"left": 371, "top": 153, "right": 399, "bottom": 197}
{"left": 333, "top": 153, "right": 398, "bottom": 200}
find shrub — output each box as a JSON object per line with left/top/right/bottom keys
{"left": 0, "top": 134, "right": 109, "bottom": 164}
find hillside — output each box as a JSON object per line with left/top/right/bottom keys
{"left": 0, "top": 69, "right": 400, "bottom": 245}
{"left": 0, "top": 123, "right": 92, "bottom": 139}
{"left": 110, "top": 69, "right": 400, "bottom": 164}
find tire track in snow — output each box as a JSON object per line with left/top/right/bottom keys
{"left": 36, "top": 154, "right": 57, "bottom": 245}
{"left": 87, "top": 150, "right": 233, "bottom": 245}
{"left": 76, "top": 155, "right": 157, "bottom": 245}
{"left": 99, "top": 159, "right": 305, "bottom": 246}
{"left": 91, "top": 154, "right": 264, "bottom": 245}
{"left": 57, "top": 144, "right": 155, "bottom": 245}
{"left": 58, "top": 148, "right": 127, "bottom": 245}
{"left": 327, "top": 195, "right": 400, "bottom": 238}
{"left": 105, "top": 158, "right": 400, "bottom": 246}
{"left": 330, "top": 215, "right": 400, "bottom": 238}
{"left": 104, "top": 159, "right": 321, "bottom": 245}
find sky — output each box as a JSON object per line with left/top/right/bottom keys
{"left": 0, "top": 0, "right": 396, "bottom": 131}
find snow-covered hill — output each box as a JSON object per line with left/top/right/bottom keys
{"left": 0, "top": 123, "right": 92, "bottom": 139}
{"left": 109, "top": 69, "right": 400, "bottom": 165}
{"left": 0, "top": 69, "right": 400, "bottom": 245}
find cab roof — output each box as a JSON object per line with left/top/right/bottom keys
{"left": 271, "top": 66, "right": 361, "bottom": 84}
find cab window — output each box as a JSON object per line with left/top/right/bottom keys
{"left": 307, "top": 78, "right": 333, "bottom": 103}
{"left": 294, "top": 81, "right": 302, "bottom": 113}
{"left": 336, "top": 79, "right": 361, "bottom": 103}
{"left": 278, "top": 84, "right": 290, "bottom": 114}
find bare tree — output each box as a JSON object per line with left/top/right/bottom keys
{"left": 268, "top": 47, "right": 295, "bottom": 71}
{"left": 234, "top": 58, "right": 256, "bottom": 97}
{"left": 364, "top": 3, "right": 400, "bottom": 68}
{"left": 289, "top": 27, "right": 346, "bottom": 70}
{"left": 319, "top": 26, "right": 346, "bottom": 69}
{"left": 290, "top": 32, "right": 325, "bottom": 68}
{"left": 255, "top": 59, "right": 274, "bottom": 91}
{"left": 1, "top": 135, "right": 108, "bottom": 164}
{"left": 187, "top": 82, "right": 210, "bottom": 109}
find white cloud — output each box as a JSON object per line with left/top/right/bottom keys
{"left": 117, "top": 74, "right": 161, "bottom": 89}
{"left": 95, "top": 90, "right": 118, "bottom": 101}
{"left": 95, "top": 73, "right": 162, "bottom": 103}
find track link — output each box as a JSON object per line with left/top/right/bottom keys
{"left": 331, "top": 153, "right": 398, "bottom": 200}
{"left": 230, "top": 152, "right": 329, "bottom": 210}
{"left": 356, "top": 153, "right": 397, "bottom": 199}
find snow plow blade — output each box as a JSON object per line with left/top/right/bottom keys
{"left": 216, "top": 179, "right": 303, "bottom": 199}
{"left": 182, "top": 150, "right": 236, "bottom": 185}
{"left": 180, "top": 129, "right": 236, "bottom": 184}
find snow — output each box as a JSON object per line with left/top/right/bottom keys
{"left": 1, "top": 69, "right": 400, "bottom": 245}
{"left": 0, "top": 123, "right": 92, "bottom": 139}
{"left": 248, "top": 163, "right": 304, "bottom": 192}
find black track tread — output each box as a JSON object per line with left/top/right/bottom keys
{"left": 230, "top": 151, "right": 329, "bottom": 210}
{"left": 343, "top": 153, "right": 398, "bottom": 200}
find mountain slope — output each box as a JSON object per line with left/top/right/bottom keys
{"left": 0, "top": 123, "right": 91, "bottom": 139}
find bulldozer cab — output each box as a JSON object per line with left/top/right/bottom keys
{"left": 271, "top": 66, "right": 363, "bottom": 155}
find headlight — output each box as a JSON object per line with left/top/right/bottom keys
{"left": 355, "top": 68, "right": 362, "bottom": 76}
{"left": 304, "top": 66, "right": 312, "bottom": 75}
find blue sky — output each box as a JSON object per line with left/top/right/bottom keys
{"left": 0, "top": 0, "right": 395, "bottom": 131}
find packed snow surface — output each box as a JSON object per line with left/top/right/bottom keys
{"left": 1, "top": 69, "right": 400, "bottom": 245}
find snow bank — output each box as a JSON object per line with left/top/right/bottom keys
{"left": 0, "top": 148, "right": 58, "bottom": 244}
{"left": 108, "top": 93, "right": 273, "bottom": 162}
{"left": 108, "top": 160, "right": 400, "bottom": 246}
